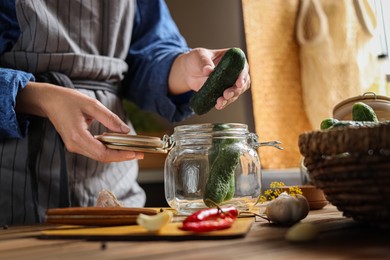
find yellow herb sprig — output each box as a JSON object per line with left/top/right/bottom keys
{"left": 256, "top": 181, "right": 303, "bottom": 204}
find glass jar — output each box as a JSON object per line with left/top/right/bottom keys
{"left": 164, "top": 123, "right": 281, "bottom": 215}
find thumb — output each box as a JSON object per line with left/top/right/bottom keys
{"left": 198, "top": 49, "right": 215, "bottom": 76}
{"left": 202, "top": 63, "right": 214, "bottom": 76}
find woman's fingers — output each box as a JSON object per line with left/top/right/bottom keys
{"left": 65, "top": 131, "right": 144, "bottom": 162}
{"left": 215, "top": 62, "right": 251, "bottom": 110}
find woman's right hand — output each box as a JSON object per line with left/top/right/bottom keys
{"left": 16, "top": 82, "right": 144, "bottom": 162}
{"left": 168, "top": 48, "right": 251, "bottom": 110}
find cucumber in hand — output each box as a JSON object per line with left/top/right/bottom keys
{"left": 189, "top": 48, "right": 247, "bottom": 115}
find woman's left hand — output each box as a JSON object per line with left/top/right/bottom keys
{"left": 168, "top": 48, "right": 251, "bottom": 110}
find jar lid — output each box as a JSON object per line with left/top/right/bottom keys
{"left": 95, "top": 132, "right": 169, "bottom": 154}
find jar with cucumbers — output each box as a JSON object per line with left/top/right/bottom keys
{"left": 164, "top": 123, "right": 281, "bottom": 215}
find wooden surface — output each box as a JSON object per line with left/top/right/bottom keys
{"left": 1, "top": 205, "right": 390, "bottom": 259}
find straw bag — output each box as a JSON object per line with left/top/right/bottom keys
{"left": 297, "top": 0, "right": 380, "bottom": 129}
{"left": 242, "top": 0, "right": 312, "bottom": 169}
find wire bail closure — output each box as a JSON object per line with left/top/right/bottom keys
{"left": 164, "top": 131, "right": 283, "bottom": 151}
{"left": 248, "top": 133, "right": 283, "bottom": 150}
{"left": 162, "top": 134, "right": 175, "bottom": 151}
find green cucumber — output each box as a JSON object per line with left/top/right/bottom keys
{"left": 319, "top": 118, "right": 376, "bottom": 129}
{"left": 331, "top": 120, "right": 378, "bottom": 128}
{"left": 352, "top": 102, "right": 379, "bottom": 122}
{"left": 208, "top": 124, "right": 231, "bottom": 163}
{"left": 189, "top": 48, "right": 247, "bottom": 115}
{"left": 320, "top": 118, "right": 340, "bottom": 130}
{"left": 224, "top": 175, "right": 235, "bottom": 201}
{"left": 207, "top": 124, "right": 239, "bottom": 205}
{"left": 320, "top": 102, "right": 379, "bottom": 130}
{"left": 203, "top": 141, "right": 240, "bottom": 207}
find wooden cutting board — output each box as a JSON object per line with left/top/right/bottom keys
{"left": 39, "top": 217, "right": 254, "bottom": 241}
{"left": 45, "top": 207, "right": 158, "bottom": 226}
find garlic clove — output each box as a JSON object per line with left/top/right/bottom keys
{"left": 285, "top": 222, "right": 319, "bottom": 242}
{"left": 136, "top": 210, "right": 173, "bottom": 231}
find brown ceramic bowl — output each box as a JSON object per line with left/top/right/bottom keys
{"left": 281, "top": 185, "right": 328, "bottom": 210}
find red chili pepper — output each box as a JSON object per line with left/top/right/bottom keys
{"left": 182, "top": 206, "right": 238, "bottom": 224}
{"left": 181, "top": 216, "right": 235, "bottom": 232}
{"left": 180, "top": 206, "right": 238, "bottom": 232}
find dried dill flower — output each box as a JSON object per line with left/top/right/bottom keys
{"left": 256, "top": 181, "right": 303, "bottom": 204}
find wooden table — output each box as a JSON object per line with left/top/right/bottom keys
{"left": 1, "top": 205, "right": 389, "bottom": 259}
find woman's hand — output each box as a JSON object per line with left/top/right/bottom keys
{"left": 16, "top": 82, "right": 144, "bottom": 162}
{"left": 168, "top": 48, "right": 251, "bottom": 110}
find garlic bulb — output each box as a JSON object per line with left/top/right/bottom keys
{"left": 96, "top": 189, "right": 123, "bottom": 207}
{"left": 264, "top": 192, "right": 309, "bottom": 225}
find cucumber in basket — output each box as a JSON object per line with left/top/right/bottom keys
{"left": 320, "top": 118, "right": 378, "bottom": 130}
{"left": 189, "top": 48, "right": 247, "bottom": 115}
{"left": 320, "top": 102, "right": 379, "bottom": 130}
{"left": 352, "top": 102, "right": 379, "bottom": 122}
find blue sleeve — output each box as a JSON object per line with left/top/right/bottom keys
{"left": 0, "top": 68, "right": 35, "bottom": 139}
{"left": 0, "top": 1, "right": 35, "bottom": 139}
{"left": 122, "top": 0, "right": 194, "bottom": 123}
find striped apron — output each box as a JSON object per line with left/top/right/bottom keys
{"left": 0, "top": 0, "right": 146, "bottom": 225}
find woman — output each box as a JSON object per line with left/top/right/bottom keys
{"left": 0, "top": 0, "right": 250, "bottom": 225}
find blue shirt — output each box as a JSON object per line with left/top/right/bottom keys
{"left": 0, "top": 0, "right": 193, "bottom": 139}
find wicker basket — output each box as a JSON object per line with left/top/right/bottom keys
{"left": 298, "top": 122, "right": 390, "bottom": 228}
